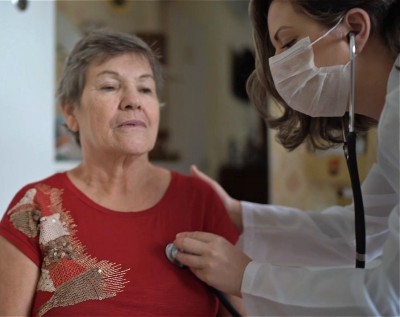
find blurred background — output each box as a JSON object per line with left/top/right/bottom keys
{"left": 0, "top": 0, "right": 377, "bottom": 216}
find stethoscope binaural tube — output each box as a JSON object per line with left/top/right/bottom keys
{"left": 343, "top": 32, "right": 366, "bottom": 268}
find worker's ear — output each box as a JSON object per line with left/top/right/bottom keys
{"left": 342, "top": 8, "right": 371, "bottom": 54}
{"left": 61, "top": 103, "right": 79, "bottom": 132}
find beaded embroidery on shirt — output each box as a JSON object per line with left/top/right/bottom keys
{"left": 7, "top": 183, "right": 130, "bottom": 316}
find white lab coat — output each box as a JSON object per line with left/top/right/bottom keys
{"left": 240, "top": 55, "right": 400, "bottom": 316}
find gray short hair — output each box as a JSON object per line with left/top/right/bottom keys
{"left": 57, "top": 29, "right": 163, "bottom": 106}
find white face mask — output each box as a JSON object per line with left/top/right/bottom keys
{"left": 269, "top": 20, "right": 350, "bottom": 117}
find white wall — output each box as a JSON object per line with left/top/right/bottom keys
{"left": 0, "top": 0, "right": 55, "bottom": 214}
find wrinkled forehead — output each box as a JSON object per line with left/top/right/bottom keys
{"left": 89, "top": 51, "right": 149, "bottom": 68}
{"left": 83, "top": 52, "right": 153, "bottom": 83}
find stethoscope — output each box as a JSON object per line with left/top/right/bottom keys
{"left": 165, "top": 243, "right": 242, "bottom": 317}
{"left": 343, "top": 32, "right": 366, "bottom": 269}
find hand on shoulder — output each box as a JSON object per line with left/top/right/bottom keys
{"left": 190, "top": 165, "right": 243, "bottom": 232}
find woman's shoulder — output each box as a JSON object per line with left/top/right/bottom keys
{"left": 7, "top": 173, "right": 66, "bottom": 208}
{"left": 170, "top": 170, "right": 214, "bottom": 191}
{"left": 168, "top": 170, "right": 222, "bottom": 203}
{"left": 19, "top": 172, "right": 65, "bottom": 190}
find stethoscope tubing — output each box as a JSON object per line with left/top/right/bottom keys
{"left": 209, "top": 287, "right": 242, "bottom": 317}
{"left": 344, "top": 131, "right": 366, "bottom": 268}
{"left": 344, "top": 32, "right": 366, "bottom": 268}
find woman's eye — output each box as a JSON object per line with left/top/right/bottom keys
{"left": 101, "top": 86, "right": 117, "bottom": 91}
{"left": 139, "top": 87, "right": 153, "bottom": 94}
{"left": 99, "top": 82, "right": 119, "bottom": 91}
{"left": 281, "top": 39, "right": 296, "bottom": 50}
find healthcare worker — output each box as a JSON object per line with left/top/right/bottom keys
{"left": 173, "top": 0, "right": 400, "bottom": 315}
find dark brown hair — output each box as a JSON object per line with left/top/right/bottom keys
{"left": 247, "top": 0, "right": 400, "bottom": 151}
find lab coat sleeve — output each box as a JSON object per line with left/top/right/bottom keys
{"left": 240, "top": 205, "right": 399, "bottom": 316}
{"left": 240, "top": 163, "right": 396, "bottom": 267}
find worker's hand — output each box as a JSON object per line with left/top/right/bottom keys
{"left": 190, "top": 165, "right": 243, "bottom": 232}
{"left": 174, "top": 231, "right": 251, "bottom": 296}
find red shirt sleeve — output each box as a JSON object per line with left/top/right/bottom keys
{"left": 0, "top": 185, "right": 41, "bottom": 267}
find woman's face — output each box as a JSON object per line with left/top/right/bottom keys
{"left": 267, "top": 0, "right": 350, "bottom": 67}
{"left": 67, "top": 53, "right": 160, "bottom": 158}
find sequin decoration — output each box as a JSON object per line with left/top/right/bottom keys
{"left": 8, "top": 188, "right": 37, "bottom": 214}
{"left": 38, "top": 264, "right": 127, "bottom": 316}
{"left": 42, "top": 236, "right": 77, "bottom": 266}
{"left": 8, "top": 183, "right": 130, "bottom": 316}
{"left": 8, "top": 188, "right": 40, "bottom": 237}
{"left": 37, "top": 269, "right": 56, "bottom": 292}
{"left": 39, "top": 214, "right": 70, "bottom": 245}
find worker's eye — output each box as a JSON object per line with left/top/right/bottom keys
{"left": 281, "top": 39, "right": 296, "bottom": 50}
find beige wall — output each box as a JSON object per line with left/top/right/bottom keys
{"left": 269, "top": 99, "right": 378, "bottom": 211}
{"left": 161, "top": 1, "right": 260, "bottom": 177}
{"left": 58, "top": 1, "right": 162, "bottom": 32}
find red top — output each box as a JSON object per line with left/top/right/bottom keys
{"left": 0, "top": 171, "right": 239, "bottom": 317}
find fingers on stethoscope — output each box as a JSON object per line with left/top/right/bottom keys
{"left": 168, "top": 240, "right": 208, "bottom": 268}
{"left": 176, "top": 231, "right": 221, "bottom": 244}
{"left": 165, "top": 242, "right": 205, "bottom": 269}
{"left": 175, "top": 250, "right": 205, "bottom": 270}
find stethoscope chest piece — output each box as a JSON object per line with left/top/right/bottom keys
{"left": 165, "top": 243, "right": 186, "bottom": 268}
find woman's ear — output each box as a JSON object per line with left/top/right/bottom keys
{"left": 343, "top": 8, "right": 371, "bottom": 54}
{"left": 61, "top": 103, "right": 79, "bottom": 132}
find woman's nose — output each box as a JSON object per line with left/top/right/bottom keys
{"left": 120, "top": 89, "right": 142, "bottom": 111}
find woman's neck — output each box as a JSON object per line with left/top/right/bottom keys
{"left": 74, "top": 149, "right": 150, "bottom": 183}
{"left": 67, "top": 155, "right": 170, "bottom": 212}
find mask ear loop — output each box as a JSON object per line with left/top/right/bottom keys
{"left": 343, "top": 32, "right": 366, "bottom": 268}
{"left": 311, "top": 17, "right": 344, "bottom": 46}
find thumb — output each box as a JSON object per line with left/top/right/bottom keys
{"left": 190, "top": 165, "right": 210, "bottom": 182}
{"left": 190, "top": 165, "right": 226, "bottom": 196}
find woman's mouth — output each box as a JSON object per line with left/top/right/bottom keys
{"left": 117, "top": 120, "right": 147, "bottom": 128}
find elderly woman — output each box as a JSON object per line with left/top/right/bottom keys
{"left": 0, "top": 30, "right": 242, "bottom": 316}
